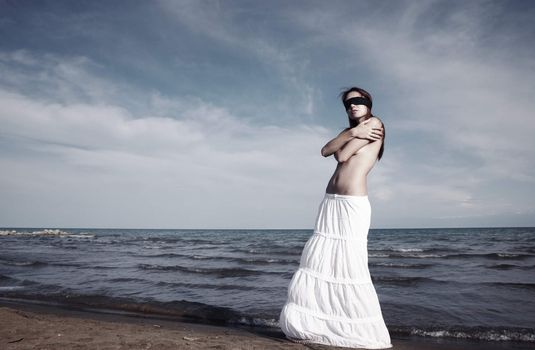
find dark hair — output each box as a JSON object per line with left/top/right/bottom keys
{"left": 338, "top": 86, "right": 384, "bottom": 161}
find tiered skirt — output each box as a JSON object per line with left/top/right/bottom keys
{"left": 279, "top": 193, "right": 392, "bottom": 349}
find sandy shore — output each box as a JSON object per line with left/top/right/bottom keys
{"left": 0, "top": 301, "right": 528, "bottom": 350}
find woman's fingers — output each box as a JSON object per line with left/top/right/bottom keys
{"left": 368, "top": 130, "right": 383, "bottom": 140}
{"left": 370, "top": 129, "right": 383, "bottom": 137}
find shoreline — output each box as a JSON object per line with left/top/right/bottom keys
{"left": 1, "top": 300, "right": 531, "bottom": 350}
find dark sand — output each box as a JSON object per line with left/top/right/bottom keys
{"left": 1, "top": 300, "right": 532, "bottom": 350}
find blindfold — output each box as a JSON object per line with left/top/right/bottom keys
{"left": 343, "top": 97, "right": 372, "bottom": 110}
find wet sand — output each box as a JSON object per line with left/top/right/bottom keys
{"left": 0, "top": 301, "right": 531, "bottom": 350}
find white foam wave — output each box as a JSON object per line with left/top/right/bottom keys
{"left": 393, "top": 248, "right": 424, "bottom": 252}
{"left": 0, "top": 229, "right": 95, "bottom": 238}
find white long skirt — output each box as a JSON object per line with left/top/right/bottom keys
{"left": 279, "top": 192, "right": 393, "bottom": 349}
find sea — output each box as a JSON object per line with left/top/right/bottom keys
{"left": 0, "top": 227, "right": 534, "bottom": 345}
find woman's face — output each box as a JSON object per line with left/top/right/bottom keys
{"left": 344, "top": 91, "right": 369, "bottom": 121}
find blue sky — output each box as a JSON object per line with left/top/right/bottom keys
{"left": 1, "top": 0, "right": 534, "bottom": 229}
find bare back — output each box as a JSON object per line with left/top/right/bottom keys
{"left": 325, "top": 139, "right": 382, "bottom": 196}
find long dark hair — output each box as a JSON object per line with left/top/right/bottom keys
{"left": 338, "top": 86, "right": 384, "bottom": 161}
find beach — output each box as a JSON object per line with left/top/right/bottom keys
{"left": 2, "top": 301, "right": 531, "bottom": 350}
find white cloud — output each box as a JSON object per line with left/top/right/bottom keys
{"left": 0, "top": 50, "right": 121, "bottom": 104}
{"left": 1, "top": 1, "right": 534, "bottom": 228}
{"left": 0, "top": 51, "right": 332, "bottom": 228}
{"left": 156, "top": 0, "right": 317, "bottom": 117}
{"left": 291, "top": 2, "right": 535, "bottom": 219}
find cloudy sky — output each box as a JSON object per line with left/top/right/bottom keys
{"left": 1, "top": 0, "right": 534, "bottom": 229}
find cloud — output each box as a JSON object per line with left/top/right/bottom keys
{"left": 290, "top": 2, "right": 535, "bottom": 214}
{"left": 1, "top": 1, "right": 534, "bottom": 228}
{"left": 156, "top": 0, "right": 317, "bottom": 117}
{"left": 0, "top": 50, "right": 333, "bottom": 228}
{"left": 0, "top": 50, "right": 121, "bottom": 104}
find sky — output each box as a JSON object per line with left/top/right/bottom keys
{"left": 0, "top": 0, "right": 534, "bottom": 229}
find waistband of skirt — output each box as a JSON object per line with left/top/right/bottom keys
{"left": 324, "top": 192, "right": 369, "bottom": 200}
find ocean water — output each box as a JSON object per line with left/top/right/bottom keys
{"left": 0, "top": 227, "right": 534, "bottom": 344}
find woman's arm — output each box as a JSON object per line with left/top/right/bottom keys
{"left": 320, "top": 128, "right": 354, "bottom": 157}
{"left": 334, "top": 118, "right": 384, "bottom": 162}
{"left": 321, "top": 118, "right": 384, "bottom": 158}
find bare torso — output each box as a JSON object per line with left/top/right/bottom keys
{"left": 325, "top": 140, "right": 382, "bottom": 196}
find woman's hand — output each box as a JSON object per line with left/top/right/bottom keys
{"left": 350, "top": 118, "right": 383, "bottom": 141}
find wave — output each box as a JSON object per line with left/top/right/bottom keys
{"left": 106, "top": 277, "right": 148, "bottom": 283}
{"left": 0, "top": 258, "right": 48, "bottom": 267}
{"left": 0, "top": 273, "right": 17, "bottom": 281}
{"left": 128, "top": 252, "right": 198, "bottom": 259}
{"left": 0, "top": 274, "right": 47, "bottom": 289}
{"left": 369, "top": 251, "right": 534, "bottom": 260}
{"left": 369, "top": 253, "right": 445, "bottom": 258}
{"left": 486, "top": 263, "right": 535, "bottom": 270}
{"left": 446, "top": 252, "right": 535, "bottom": 260}
{"left": 482, "top": 281, "right": 535, "bottom": 290}
{"left": 129, "top": 252, "right": 298, "bottom": 266}
{"left": 0, "top": 229, "right": 94, "bottom": 238}
{"left": 137, "top": 263, "right": 289, "bottom": 278}
{"left": 154, "top": 280, "right": 278, "bottom": 292}
{"left": 2, "top": 291, "right": 533, "bottom": 344}
{"left": 372, "top": 276, "right": 438, "bottom": 286}
{"left": 0, "top": 290, "right": 279, "bottom": 330}
{"left": 0, "top": 292, "right": 247, "bottom": 326}
{"left": 231, "top": 256, "right": 298, "bottom": 266}
{"left": 376, "top": 247, "right": 425, "bottom": 252}
{"left": 0, "top": 257, "right": 111, "bottom": 270}
{"left": 519, "top": 247, "right": 535, "bottom": 254}
{"left": 104, "top": 276, "right": 276, "bottom": 292}
{"left": 372, "top": 276, "right": 535, "bottom": 290}
{"left": 390, "top": 325, "right": 535, "bottom": 343}
{"left": 369, "top": 262, "right": 433, "bottom": 269}
{"left": 230, "top": 246, "right": 304, "bottom": 256}
{"left": 130, "top": 236, "right": 229, "bottom": 246}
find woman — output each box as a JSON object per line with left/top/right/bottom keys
{"left": 279, "top": 86, "right": 392, "bottom": 349}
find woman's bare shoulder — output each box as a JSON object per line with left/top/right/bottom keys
{"left": 368, "top": 116, "right": 384, "bottom": 127}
